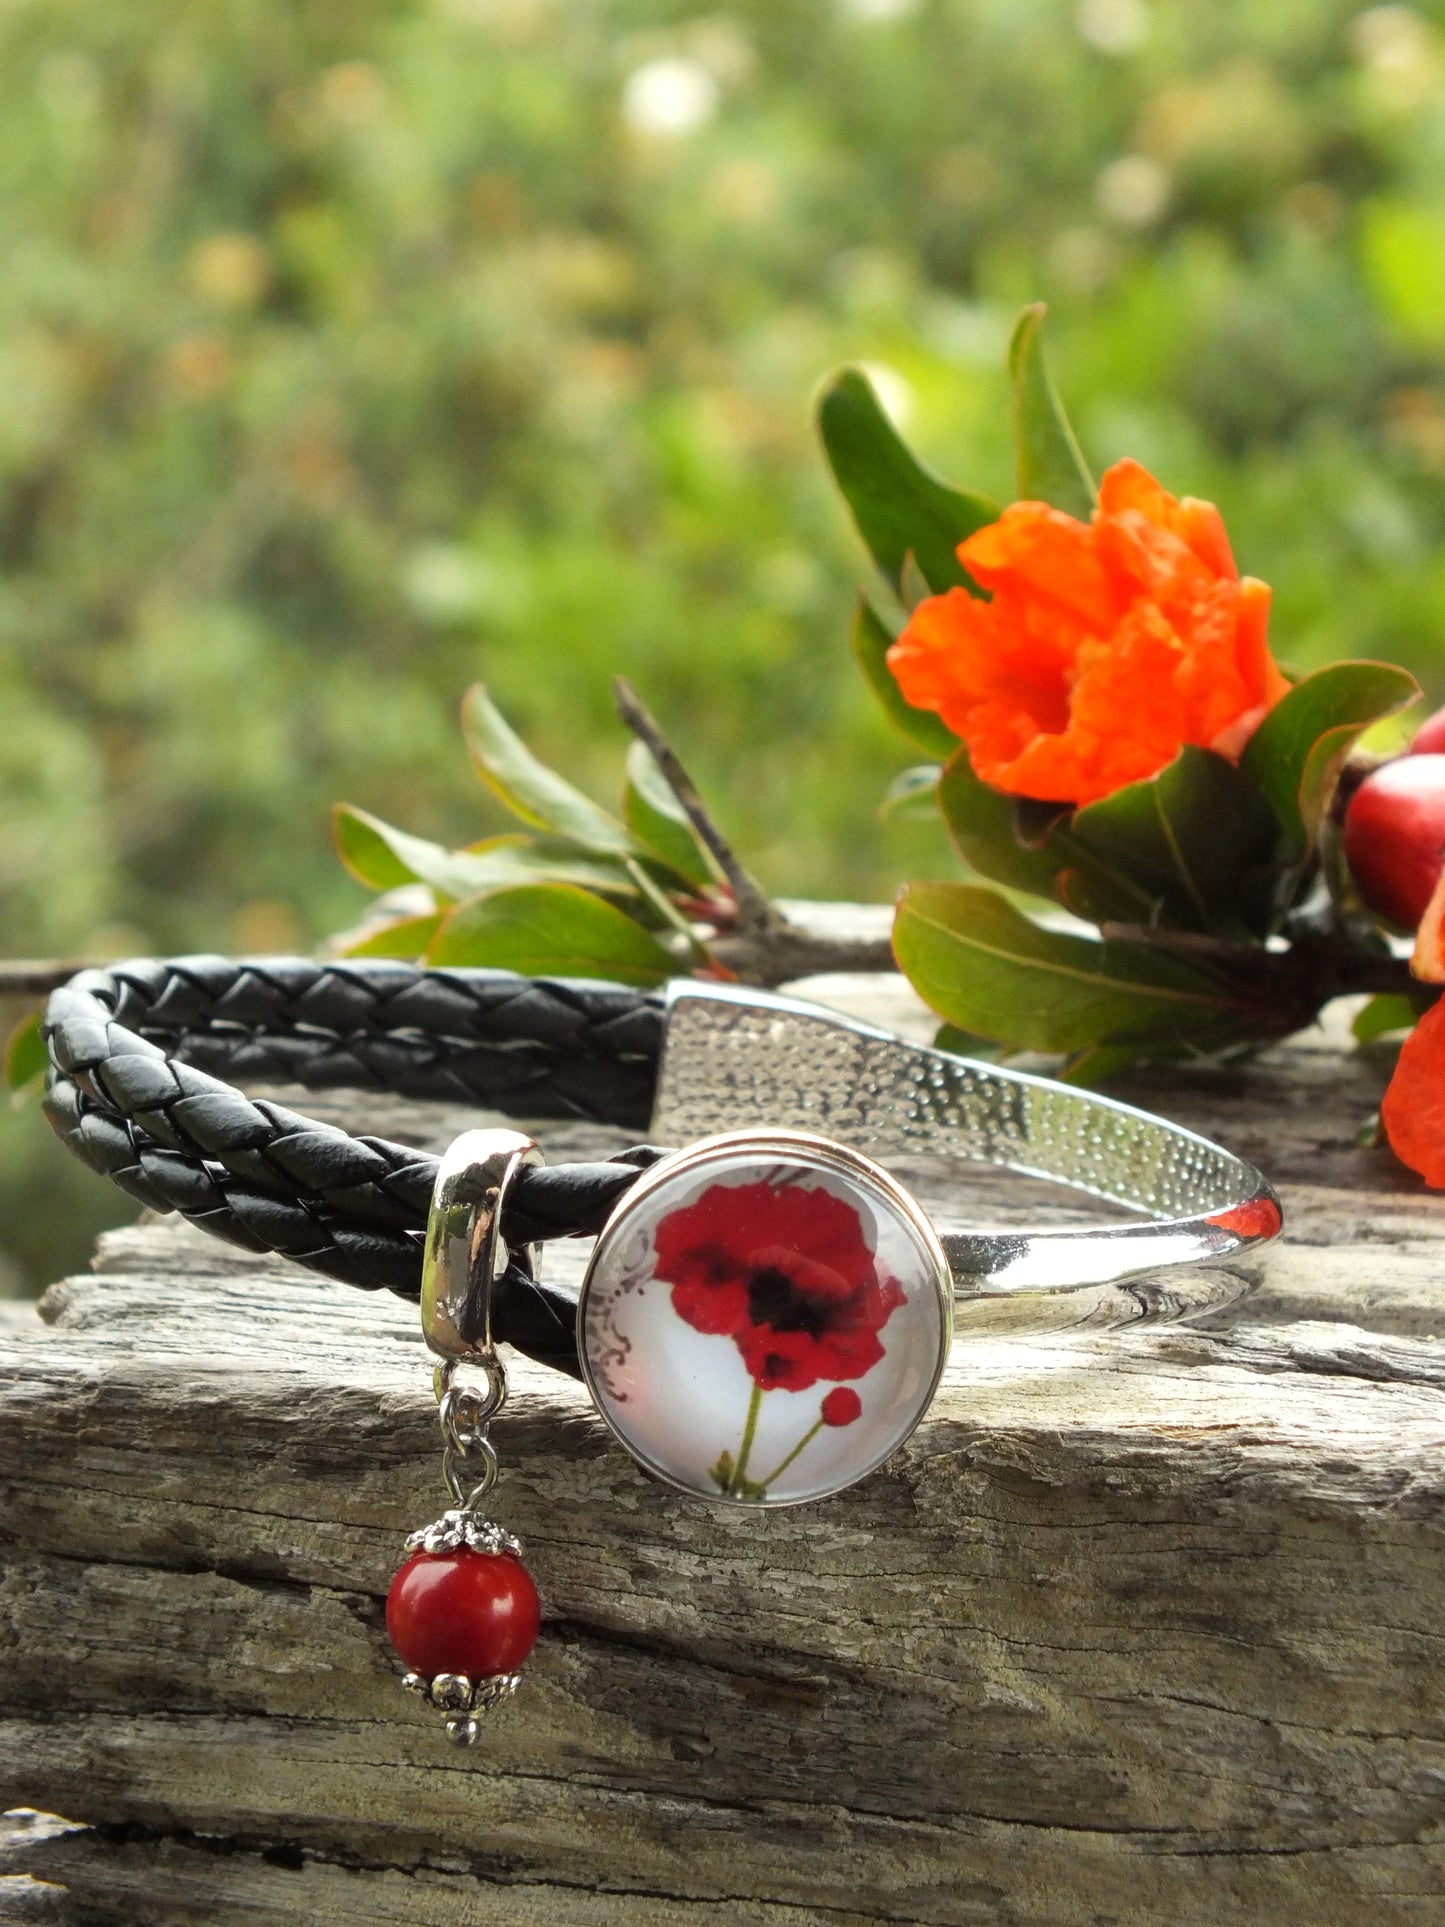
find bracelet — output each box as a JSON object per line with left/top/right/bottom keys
{"left": 43, "top": 956, "right": 1281, "bottom": 1744}
{"left": 43, "top": 956, "right": 667, "bottom": 1375}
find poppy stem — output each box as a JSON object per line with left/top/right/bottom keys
{"left": 728, "top": 1382, "right": 765, "bottom": 1496}
{"left": 757, "top": 1417, "right": 825, "bottom": 1491}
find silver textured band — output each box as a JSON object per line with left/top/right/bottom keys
{"left": 650, "top": 982, "right": 1281, "bottom": 1330}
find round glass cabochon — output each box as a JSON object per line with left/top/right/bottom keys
{"left": 579, "top": 1135, "right": 951, "bottom": 1506}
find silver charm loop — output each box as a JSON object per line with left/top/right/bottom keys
{"left": 421, "top": 1128, "right": 541, "bottom": 1515}
{"left": 440, "top": 1363, "right": 508, "bottom": 1433}
{"left": 393, "top": 1132, "right": 544, "bottom": 1746}
{"left": 420, "top": 1128, "right": 544, "bottom": 1364}
{"left": 438, "top": 1347, "right": 510, "bottom": 1508}
{"left": 443, "top": 1432, "right": 499, "bottom": 1509}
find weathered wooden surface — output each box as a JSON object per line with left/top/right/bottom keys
{"left": 3, "top": 967, "right": 1445, "bottom": 1925}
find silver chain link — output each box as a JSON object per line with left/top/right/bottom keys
{"left": 438, "top": 1356, "right": 507, "bottom": 1511}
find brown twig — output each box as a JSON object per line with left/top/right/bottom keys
{"left": 1098, "top": 923, "right": 1416, "bottom": 1000}
{"left": 612, "top": 677, "right": 786, "bottom": 936}
{"left": 0, "top": 961, "right": 95, "bottom": 1000}
{"left": 1, "top": 934, "right": 903, "bottom": 1010}
{"left": 708, "top": 928, "right": 896, "bottom": 988}
{"left": 0, "top": 922, "right": 1421, "bottom": 1010}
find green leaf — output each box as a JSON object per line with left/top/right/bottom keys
{"left": 1007, "top": 304, "right": 1094, "bottom": 518}
{"left": 1352, "top": 992, "right": 1419, "bottom": 1044}
{"left": 1011, "top": 797, "right": 1071, "bottom": 850}
{"left": 4, "top": 1011, "right": 46, "bottom": 1094}
{"left": 816, "top": 367, "right": 998, "bottom": 595}
{"left": 936, "top": 751, "right": 1155, "bottom": 922}
{"left": 937, "top": 752, "right": 1074, "bottom": 901}
{"left": 461, "top": 684, "right": 638, "bottom": 856}
{"left": 893, "top": 881, "right": 1258, "bottom": 1056}
{"left": 852, "top": 597, "right": 960, "bottom": 758}
{"left": 898, "top": 551, "right": 933, "bottom": 612}
{"left": 1057, "top": 1043, "right": 1147, "bottom": 1087}
{"left": 1068, "top": 747, "right": 1280, "bottom": 937}
{"left": 334, "top": 801, "right": 425, "bottom": 891}
{"left": 622, "top": 741, "right": 715, "bottom": 888}
{"left": 339, "top": 911, "right": 445, "bottom": 959}
{"left": 1354, "top": 1108, "right": 1385, "bottom": 1148}
{"left": 879, "top": 764, "right": 942, "bottom": 820}
{"left": 933, "top": 1020, "right": 1007, "bottom": 1060}
{"left": 1241, "top": 661, "right": 1421, "bottom": 861}
{"left": 706, "top": 1449, "right": 762, "bottom": 1499}
{"left": 426, "top": 883, "right": 675, "bottom": 985}
{"left": 334, "top": 804, "right": 632, "bottom": 901}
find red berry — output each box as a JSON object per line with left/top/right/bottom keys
{"left": 386, "top": 1548, "right": 540, "bottom": 1679}
{"left": 1410, "top": 705, "right": 1445, "bottom": 756}
{"left": 1343, "top": 755, "right": 1445, "bottom": 928}
{"left": 820, "top": 1387, "right": 862, "bottom": 1427}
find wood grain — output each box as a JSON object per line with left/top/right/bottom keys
{"left": 3, "top": 968, "right": 1444, "bottom": 1924}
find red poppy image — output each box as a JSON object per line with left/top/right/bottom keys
{"left": 820, "top": 1387, "right": 862, "bottom": 1426}
{"left": 651, "top": 1177, "right": 905, "bottom": 1393}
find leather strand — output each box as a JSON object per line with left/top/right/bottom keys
{"left": 43, "top": 958, "right": 670, "bottom": 1378}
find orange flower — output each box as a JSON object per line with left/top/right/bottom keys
{"left": 1381, "top": 996, "right": 1445, "bottom": 1187}
{"left": 886, "top": 459, "right": 1289, "bottom": 806}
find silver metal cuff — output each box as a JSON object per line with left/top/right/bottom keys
{"left": 648, "top": 981, "right": 1281, "bottom": 1330}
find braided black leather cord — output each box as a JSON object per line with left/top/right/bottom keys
{"left": 43, "top": 958, "right": 671, "bottom": 1378}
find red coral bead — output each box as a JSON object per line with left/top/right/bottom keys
{"left": 1343, "top": 754, "right": 1445, "bottom": 928}
{"left": 385, "top": 1548, "right": 540, "bottom": 1679}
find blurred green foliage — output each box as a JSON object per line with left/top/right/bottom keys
{"left": 10, "top": 0, "right": 1445, "bottom": 1288}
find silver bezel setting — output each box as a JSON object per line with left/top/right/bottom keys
{"left": 576, "top": 1126, "right": 955, "bottom": 1509}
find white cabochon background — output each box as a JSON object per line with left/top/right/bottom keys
{"left": 580, "top": 1144, "right": 949, "bottom": 1505}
